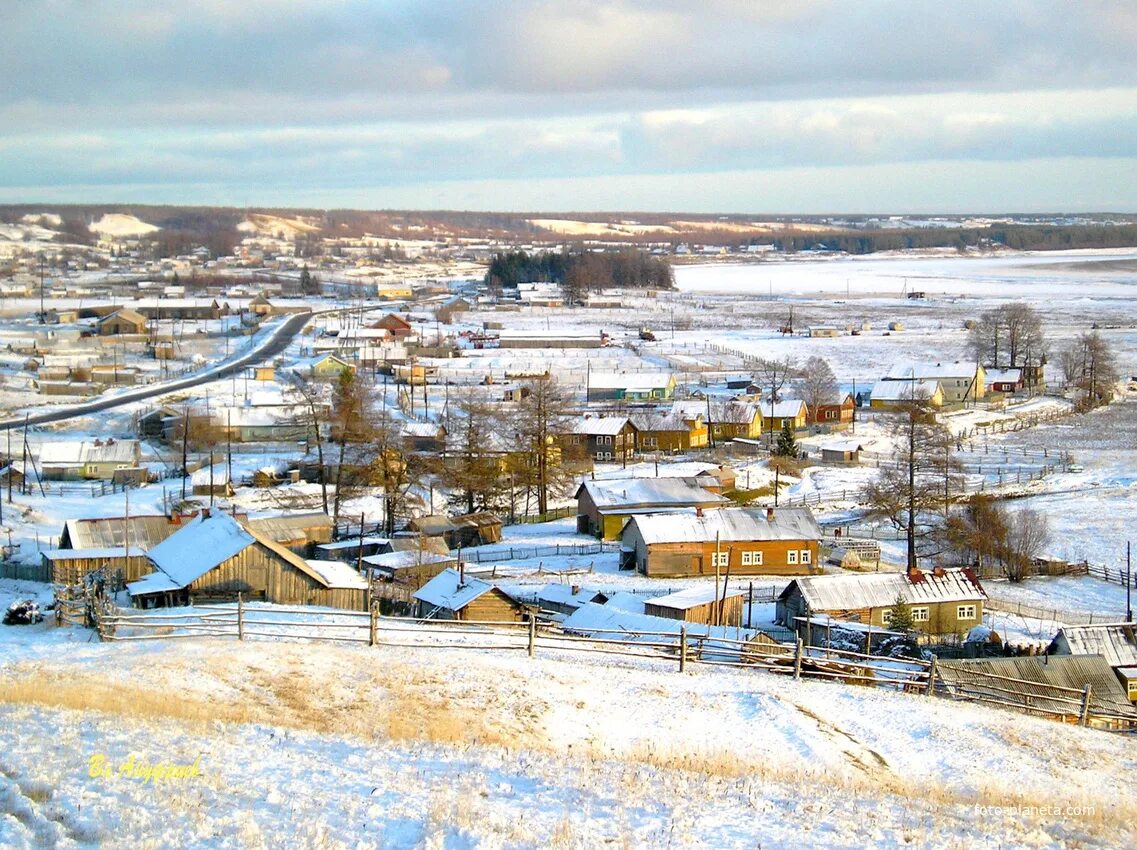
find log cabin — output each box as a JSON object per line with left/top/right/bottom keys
{"left": 413, "top": 568, "right": 526, "bottom": 622}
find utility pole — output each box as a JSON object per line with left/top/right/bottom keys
{"left": 181, "top": 408, "right": 189, "bottom": 500}
{"left": 38, "top": 254, "right": 46, "bottom": 324}
{"left": 851, "top": 378, "right": 857, "bottom": 435}
{"left": 1127, "top": 541, "right": 1132, "bottom": 623}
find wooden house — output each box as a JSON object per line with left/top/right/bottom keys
{"left": 813, "top": 394, "right": 855, "bottom": 428}
{"left": 567, "top": 415, "right": 638, "bottom": 463}
{"left": 815, "top": 439, "right": 865, "bottom": 464}
{"left": 248, "top": 293, "right": 274, "bottom": 316}
{"left": 59, "top": 514, "right": 182, "bottom": 551}
{"left": 985, "top": 368, "right": 1024, "bottom": 394}
{"left": 644, "top": 586, "right": 745, "bottom": 627}
{"left": 372, "top": 312, "right": 414, "bottom": 338}
{"left": 622, "top": 506, "right": 823, "bottom": 577}
{"left": 870, "top": 380, "right": 945, "bottom": 410}
{"left": 132, "top": 298, "right": 223, "bottom": 321}
{"left": 776, "top": 567, "right": 987, "bottom": 636}
{"left": 413, "top": 567, "right": 526, "bottom": 622}
{"left": 97, "top": 308, "right": 148, "bottom": 336}
{"left": 245, "top": 512, "right": 334, "bottom": 553}
{"left": 363, "top": 550, "right": 457, "bottom": 606}
{"left": 127, "top": 510, "right": 367, "bottom": 610}
{"left": 436, "top": 296, "right": 471, "bottom": 323}
{"left": 881, "top": 362, "right": 984, "bottom": 404}
{"left": 629, "top": 411, "right": 707, "bottom": 452}
{"left": 401, "top": 421, "right": 447, "bottom": 454}
{"left": 575, "top": 477, "right": 729, "bottom": 540}
{"left": 39, "top": 439, "right": 142, "bottom": 481}
{"left": 290, "top": 353, "right": 355, "bottom": 381}
{"left": 533, "top": 584, "right": 609, "bottom": 617}
{"left": 586, "top": 371, "right": 676, "bottom": 402}
{"left": 808, "top": 326, "right": 840, "bottom": 338}
{"left": 694, "top": 465, "right": 737, "bottom": 493}
{"left": 42, "top": 547, "right": 150, "bottom": 585}
{"left": 760, "top": 399, "right": 809, "bottom": 433}
{"left": 672, "top": 400, "right": 762, "bottom": 442}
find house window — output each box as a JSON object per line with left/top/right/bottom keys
{"left": 800, "top": 549, "right": 811, "bottom": 565}
{"left": 911, "top": 607, "right": 930, "bottom": 622}
{"left": 881, "top": 609, "right": 892, "bottom": 624}
{"left": 957, "top": 604, "right": 976, "bottom": 620}
{"left": 711, "top": 552, "right": 729, "bottom": 568}
{"left": 787, "top": 550, "right": 798, "bottom": 565}
{"left": 741, "top": 551, "right": 763, "bottom": 566}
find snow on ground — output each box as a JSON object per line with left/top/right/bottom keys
{"left": 87, "top": 213, "right": 160, "bottom": 237}
{"left": 1, "top": 624, "right": 1134, "bottom": 849}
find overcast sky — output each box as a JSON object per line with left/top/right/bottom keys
{"left": 2, "top": 0, "right": 1136, "bottom": 212}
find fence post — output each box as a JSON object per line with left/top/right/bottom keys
{"left": 527, "top": 615, "right": 536, "bottom": 658}
{"left": 1079, "top": 684, "right": 1092, "bottom": 727}
{"left": 237, "top": 593, "right": 244, "bottom": 641}
{"left": 679, "top": 626, "right": 687, "bottom": 672}
{"left": 369, "top": 601, "right": 378, "bottom": 647}
{"left": 925, "top": 656, "right": 938, "bottom": 696}
{"left": 793, "top": 636, "right": 803, "bottom": 680}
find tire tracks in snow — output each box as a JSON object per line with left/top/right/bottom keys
{"left": 787, "top": 702, "right": 893, "bottom": 778}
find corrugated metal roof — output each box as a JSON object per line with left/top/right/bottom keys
{"left": 939, "top": 655, "right": 1137, "bottom": 717}
{"left": 647, "top": 585, "right": 745, "bottom": 610}
{"left": 788, "top": 569, "right": 986, "bottom": 611}
{"left": 572, "top": 416, "right": 631, "bottom": 436}
{"left": 627, "top": 506, "right": 822, "bottom": 546}
{"left": 587, "top": 371, "right": 673, "bottom": 390}
{"left": 246, "top": 512, "right": 333, "bottom": 542}
{"left": 62, "top": 515, "right": 179, "bottom": 550}
{"left": 40, "top": 439, "right": 140, "bottom": 466}
{"left": 884, "top": 362, "right": 977, "bottom": 381}
{"left": 1054, "top": 623, "right": 1137, "bottom": 668}
{"left": 870, "top": 380, "right": 941, "bottom": 401}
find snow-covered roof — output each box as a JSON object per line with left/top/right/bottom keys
{"left": 42, "top": 547, "right": 146, "bottom": 561}
{"left": 629, "top": 412, "right": 695, "bottom": 432}
{"left": 884, "top": 362, "right": 977, "bottom": 381}
{"left": 818, "top": 439, "right": 865, "bottom": 453}
{"left": 39, "top": 439, "right": 139, "bottom": 466}
{"left": 535, "top": 584, "right": 607, "bottom": 608}
{"left": 785, "top": 569, "right": 987, "bottom": 611}
{"left": 1053, "top": 623, "right": 1137, "bottom": 668}
{"left": 985, "top": 368, "right": 1023, "bottom": 384}
{"left": 413, "top": 567, "right": 496, "bottom": 611}
{"left": 761, "top": 399, "right": 807, "bottom": 419}
{"left": 870, "top": 380, "right": 941, "bottom": 401}
{"left": 402, "top": 421, "right": 444, "bottom": 438}
{"left": 303, "top": 560, "right": 369, "bottom": 590}
{"left": 562, "top": 602, "right": 773, "bottom": 646}
{"left": 571, "top": 416, "right": 632, "bottom": 436}
{"left": 626, "top": 507, "right": 822, "bottom": 546}
{"left": 144, "top": 512, "right": 257, "bottom": 588}
{"left": 577, "top": 477, "right": 728, "bottom": 510}
{"left": 316, "top": 536, "right": 390, "bottom": 553}
{"left": 362, "top": 550, "right": 455, "bottom": 570}
{"left": 647, "top": 585, "right": 745, "bottom": 610}
{"left": 588, "top": 371, "right": 673, "bottom": 390}
{"left": 669, "top": 400, "right": 758, "bottom": 424}
{"left": 127, "top": 570, "right": 183, "bottom": 596}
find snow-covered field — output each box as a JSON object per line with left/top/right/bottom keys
{"left": 1, "top": 615, "right": 1135, "bottom": 850}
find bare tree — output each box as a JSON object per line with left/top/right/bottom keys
{"left": 286, "top": 374, "right": 330, "bottom": 514}
{"left": 943, "top": 494, "right": 1009, "bottom": 573}
{"left": 967, "top": 303, "right": 1046, "bottom": 378}
{"left": 1002, "top": 509, "right": 1050, "bottom": 583}
{"left": 442, "top": 389, "right": 503, "bottom": 514}
{"left": 513, "top": 374, "right": 575, "bottom": 516}
{"left": 754, "top": 355, "right": 797, "bottom": 447}
{"left": 862, "top": 394, "right": 959, "bottom": 571}
{"left": 328, "top": 368, "right": 374, "bottom": 525}
{"left": 1065, "top": 330, "right": 1119, "bottom": 409}
{"left": 795, "top": 355, "right": 838, "bottom": 419}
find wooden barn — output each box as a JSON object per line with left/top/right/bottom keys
{"left": 413, "top": 568, "right": 526, "bottom": 622}
{"left": 42, "top": 547, "right": 150, "bottom": 585}
{"left": 127, "top": 510, "right": 368, "bottom": 610}
{"left": 644, "top": 585, "right": 745, "bottom": 627}
{"left": 59, "top": 514, "right": 181, "bottom": 550}
{"left": 405, "top": 512, "right": 503, "bottom": 549}
{"left": 622, "top": 506, "right": 823, "bottom": 577}
{"left": 97, "top": 308, "right": 148, "bottom": 336}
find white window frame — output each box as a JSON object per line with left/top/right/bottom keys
{"left": 800, "top": 549, "right": 811, "bottom": 565}
{"left": 787, "top": 550, "right": 798, "bottom": 565}
{"left": 741, "top": 551, "right": 763, "bottom": 567}
{"left": 957, "top": 604, "right": 976, "bottom": 620}
{"left": 881, "top": 609, "right": 893, "bottom": 624}
{"left": 711, "top": 552, "right": 729, "bottom": 568}
{"left": 911, "top": 607, "right": 930, "bottom": 622}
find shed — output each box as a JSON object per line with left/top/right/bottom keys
{"left": 405, "top": 512, "right": 503, "bottom": 549}
{"left": 42, "top": 547, "right": 150, "bottom": 585}
{"left": 412, "top": 568, "right": 526, "bottom": 622}
{"left": 644, "top": 585, "right": 745, "bottom": 627}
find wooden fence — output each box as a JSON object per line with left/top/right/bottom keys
{"left": 87, "top": 599, "right": 1136, "bottom": 733}
{"left": 985, "top": 597, "right": 1120, "bottom": 627}
{"left": 458, "top": 542, "right": 618, "bottom": 564}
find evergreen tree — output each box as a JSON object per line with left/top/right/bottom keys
{"left": 887, "top": 593, "right": 914, "bottom": 632}
{"left": 774, "top": 420, "right": 798, "bottom": 457}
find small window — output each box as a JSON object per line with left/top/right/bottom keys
{"left": 800, "top": 549, "right": 811, "bottom": 565}
{"left": 711, "top": 552, "right": 729, "bottom": 568}
{"left": 787, "top": 550, "right": 798, "bottom": 565}
{"left": 881, "top": 609, "right": 893, "bottom": 624}
{"left": 957, "top": 604, "right": 976, "bottom": 620}
{"left": 741, "top": 551, "right": 752, "bottom": 566}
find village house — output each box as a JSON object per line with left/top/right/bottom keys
{"left": 776, "top": 567, "right": 988, "bottom": 636}
{"left": 673, "top": 400, "right": 762, "bottom": 442}
{"left": 375, "top": 284, "right": 414, "bottom": 301}
{"left": 812, "top": 439, "right": 865, "bottom": 465}
{"left": 813, "top": 394, "right": 856, "bottom": 428}
{"left": 38, "top": 439, "right": 142, "bottom": 481}
{"left": 413, "top": 567, "right": 527, "bottom": 622}
{"left": 127, "top": 510, "right": 367, "bottom": 610}
{"left": 435, "top": 295, "right": 471, "bottom": 323}
{"left": 567, "top": 415, "right": 638, "bottom": 463}
{"left": 881, "top": 362, "right": 985, "bottom": 404}
{"left": 575, "top": 477, "right": 729, "bottom": 540}
{"left": 1049, "top": 623, "right": 1137, "bottom": 702}
{"left": 371, "top": 312, "right": 414, "bottom": 338}
{"left": 97, "top": 308, "right": 148, "bottom": 336}
{"left": 586, "top": 371, "right": 676, "bottom": 403}
{"left": 622, "top": 506, "right": 823, "bottom": 577}
{"left": 644, "top": 585, "right": 746, "bottom": 627}
{"left": 401, "top": 421, "right": 447, "bottom": 454}
{"left": 630, "top": 411, "right": 708, "bottom": 452}
{"left": 532, "top": 584, "right": 609, "bottom": 617}
{"left": 289, "top": 353, "right": 355, "bottom": 380}
{"left": 870, "top": 379, "right": 945, "bottom": 409}
{"left": 132, "top": 298, "right": 223, "bottom": 321}
{"left": 985, "top": 368, "right": 1024, "bottom": 394}
{"left": 761, "top": 399, "right": 809, "bottom": 433}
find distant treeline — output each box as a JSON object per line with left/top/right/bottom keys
{"left": 774, "top": 224, "right": 1137, "bottom": 254}
{"left": 485, "top": 249, "right": 674, "bottom": 299}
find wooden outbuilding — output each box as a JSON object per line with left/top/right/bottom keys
{"left": 413, "top": 567, "right": 526, "bottom": 622}
{"left": 97, "top": 308, "right": 148, "bottom": 336}
{"left": 405, "top": 512, "right": 503, "bottom": 549}
{"left": 42, "top": 547, "right": 150, "bottom": 585}
{"left": 575, "top": 477, "right": 729, "bottom": 540}
{"left": 644, "top": 585, "right": 745, "bottom": 627}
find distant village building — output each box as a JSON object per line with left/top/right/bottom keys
{"left": 870, "top": 380, "right": 945, "bottom": 409}
{"left": 575, "top": 477, "right": 729, "bottom": 540}
{"left": 761, "top": 399, "right": 809, "bottom": 433}
{"left": 629, "top": 411, "right": 707, "bottom": 452}
{"left": 881, "top": 362, "right": 985, "bottom": 404}
{"left": 813, "top": 394, "right": 855, "bottom": 428}
{"left": 38, "top": 439, "right": 142, "bottom": 481}
{"left": 413, "top": 568, "right": 526, "bottom": 622}
{"left": 586, "top": 371, "right": 676, "bottom": 403}
{"left": 97, "top": 308, "right": 148, "bottom": 336}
